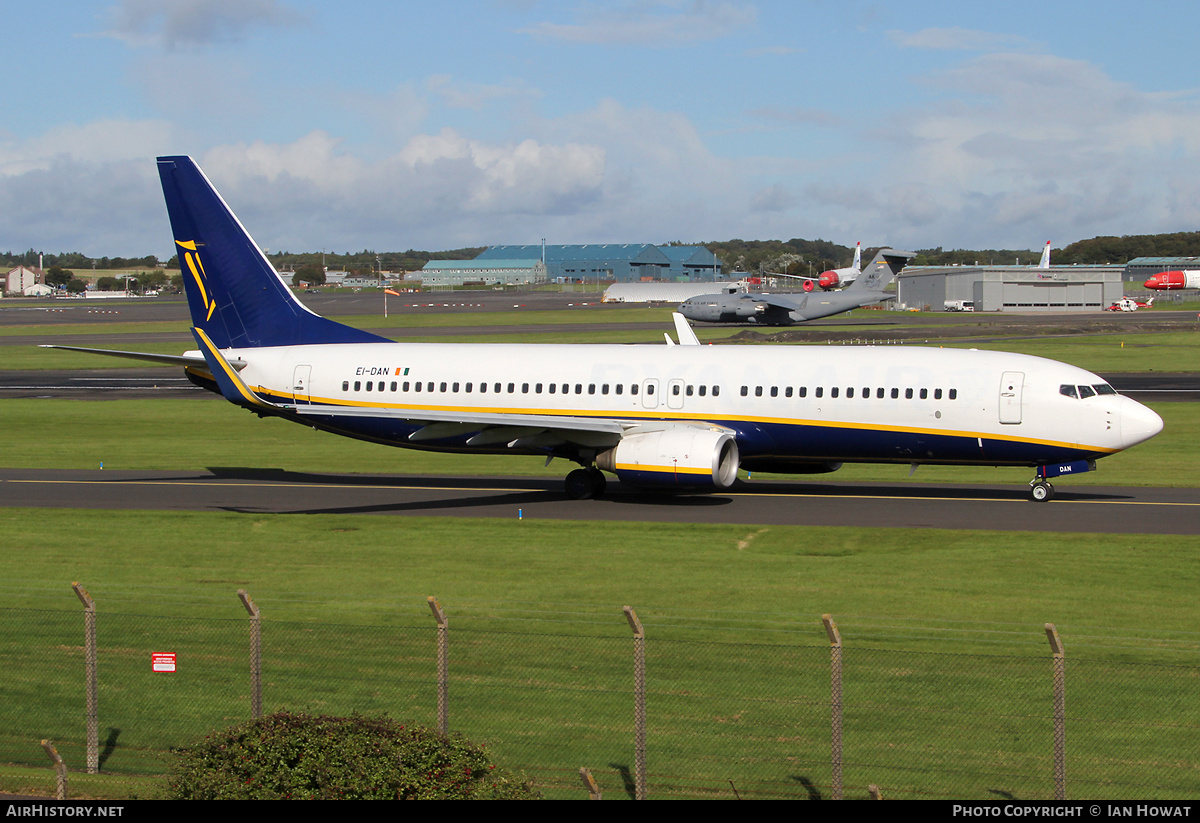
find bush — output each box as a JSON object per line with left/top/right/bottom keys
{"left": 168, "top": 711, "right": 541, "bottom": 800}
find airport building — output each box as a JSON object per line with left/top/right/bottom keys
{"left": 4, "top": 265, "right": 42, "bottom": 295}
{"left": 472, "top": 244, "right": 720, "bottom": 282}
{"left": 411, "top": 259, "right": 548, "bottom": 288}
{"left": 602, "top": 281, "right": 742, "bottom": 304}
{"left": 897, "top": 265, "right": 1124, "bottom": 312}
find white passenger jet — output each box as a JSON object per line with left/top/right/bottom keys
{"left": 45, "top": 157, "right": 1163, "bottom": 502}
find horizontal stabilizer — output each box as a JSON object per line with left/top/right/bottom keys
{"left": 38, "top": 344, "right": 225, "bottom": 369}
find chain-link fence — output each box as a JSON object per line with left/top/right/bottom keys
{"left": 2, "top": 597, "right": 1198, "bottom": 799}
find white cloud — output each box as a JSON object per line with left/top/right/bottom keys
{"left": 816, "top": 53, "right": 1200, "bottom": 247}
{"left": 0, "top": 119, "right": 179, "bottom": 177}
{"left": 888, "top": 27, "right": 1039, "bottom": 53}
{"left": 101, "top": 0, "right": 306, "bottom": 49}
{"left": 425, "top": 75, "right": 542, "bottom": 111}
{"left": 518, "top": 1, "right": 756, "bottom": 47}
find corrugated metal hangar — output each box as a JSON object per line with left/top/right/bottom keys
{"left": 603, "top": 281, "right": 741, "bottom": 303}
{"left": 471, "top": 244, "right": 720, "bottom": 282}
{"left": 411, "top": 259, "right": 548, "bottom": 287}
{"left": 897, "top": 265, "right": 1124, "bottom": 312}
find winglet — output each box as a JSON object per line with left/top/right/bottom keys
{"left": 192, "top": 327, "right": 276, "bottom": 409}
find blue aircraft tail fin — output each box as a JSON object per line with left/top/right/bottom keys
{"left": 157, "top": 156, "right": 390, "bottom": 349}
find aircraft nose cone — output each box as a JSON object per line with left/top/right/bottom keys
{"left": 1120, "top": 397, "right": 1164, "bottom": 448}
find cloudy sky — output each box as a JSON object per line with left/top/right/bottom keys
{"left": 3, "top": 0, "right": 1199, "bottom": 259}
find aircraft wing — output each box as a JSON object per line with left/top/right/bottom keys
{"left": 739, "top": 293, "right": 803, "bottom": 311}
{"left": 294, "top": 402, "right": 631, "bottom": 447}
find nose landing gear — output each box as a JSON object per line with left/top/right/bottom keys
{"left": 1029, "top": 479, "right": 1055, "bottom": 502}
{"left": 1029, "top": 459, "right": 1096, "bottom": 502}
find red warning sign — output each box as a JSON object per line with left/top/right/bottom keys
{"left": 152, "top": 652, "right": 177, "bottom": 673}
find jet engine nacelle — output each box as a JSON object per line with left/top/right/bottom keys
{"left": 596, "top": 428, "right": 740, "bottom": 489}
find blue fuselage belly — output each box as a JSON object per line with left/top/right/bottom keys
{"left": 291, "top": 406, "right": 1100, "bottom": 468}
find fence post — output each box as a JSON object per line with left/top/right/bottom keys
{"left": 1045, "top": 623, "right": 1066, "bottom": 800}
{"left": 71, "top": 583, "right": 98, "bottom": 774}
{"left": 428, "top": 597, "right": 449, "bottom": 735}
{"left": 40, "top": 740, "right": 67, "bottom": 800}
{"left": 623, "top": 605, "right": 646, "bottom": 800}
{"left": 238, "top": 590, "right": 262, "bottom": 719}
{"left": 823, "top": 614, "right": 843, "bottom": 800}
{"left": 579, "top": 767, "right": 602, "bottom": 800}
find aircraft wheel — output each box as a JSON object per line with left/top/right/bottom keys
{"left": 587, "top": 467, "right": 607, "bottom": 498}
{"left": 1030, "top": 481, "right": 1054, "bottom": 503}
{"left": 565, "top": 469, "right": 598, "bottom": 500}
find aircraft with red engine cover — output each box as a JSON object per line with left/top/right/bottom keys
{"left": 1143, "top": 270, "right": 1200, "bottom": 290}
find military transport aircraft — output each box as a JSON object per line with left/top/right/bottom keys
{"left": 677, "top": 248, "right": 915, "bottom": 326}
{"left": 43, "top": 157, "right": 1163, "bottom": 502}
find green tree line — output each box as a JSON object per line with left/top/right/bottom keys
{"left": 10, "top": 231, "right": 1200, "bottom": 280}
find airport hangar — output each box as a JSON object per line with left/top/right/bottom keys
{"left": 896, "top": 264, "right": 1125, "bottom": 311}
{"left": 473, "top": 244, "right": 721, "bottom": 283}
{"left": 409, "top": 259, "right": 549, "bottom": 288}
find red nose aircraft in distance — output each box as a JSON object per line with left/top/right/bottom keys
{"left": 1143, "top": 270, "right": 1200, "bottom": 290}
{"left": 817, "top": 242, "right": 861, "bottom": 290}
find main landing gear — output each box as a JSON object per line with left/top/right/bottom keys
{"left": 565, "top": 467, "right": 607, "bottom": 500}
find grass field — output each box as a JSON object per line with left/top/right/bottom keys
{"left": 3, "top": 513, "right": 1199, "bottom": 799}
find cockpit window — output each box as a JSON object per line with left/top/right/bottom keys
{"left": 1077, "top": 385, "right": 1096, "bottom": 399}
{"left": 1093, "top": 383, "right": 1117, "bottom": 395}
{"left": 1060, "top": 384, "right": 1078, "bottom": 398}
